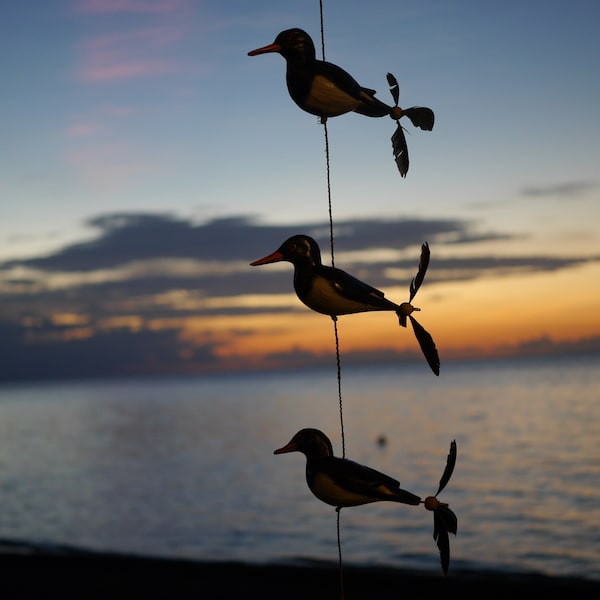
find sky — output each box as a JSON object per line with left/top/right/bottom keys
{"left": 1, "top": 0, "right": 599, "bottom": 381}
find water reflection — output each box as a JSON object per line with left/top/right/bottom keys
{"left": 0, "top": 356, "right": 598, "bottom": 579}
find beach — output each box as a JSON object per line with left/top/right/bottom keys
{"left": 1, "top": 548, "right": 599, "bottom": 599}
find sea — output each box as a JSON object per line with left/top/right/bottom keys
{"left": 0, "top": 354, "right": 598, "bottom": 581}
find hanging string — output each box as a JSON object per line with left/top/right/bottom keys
{"left": 319, "top": 0, "right": 326, "bottom": 61}
{"left": 323, "top": 122, "right": 345, "bottom": 461}
{"left": 336, "top": 508, "right": 345, "bottom": 600}
{"left": 318, "top": 0, "right": 345, "bottom": 461}
{"left": 332, "top": 316, "right": 345, "bottom": 457}
{"left": 319, "top": 5, "right": 346, "bottom": 597}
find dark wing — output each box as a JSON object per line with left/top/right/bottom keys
{"left": 409, "top": 242, "right": 430, "bottom": 302}
{"left": 316, "top": 61, "right": 364, "bottom": 101}
{"left": 436, "top": 440, "right": 457, "bottom": 497}
{"left": 323, "top": 457, "right": 400, "bottom": 492}
{"left": 327, "top": 266, "right": 399, "bottom": 311}
{"left": 409, "top": 315, "right": 440, "bottom": 375}
{"left": 322, "top": 458, "right": 420, "bottom": 505}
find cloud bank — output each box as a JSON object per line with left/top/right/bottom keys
{"left": 0, "top": 212, "right": 597, "bottom": 381}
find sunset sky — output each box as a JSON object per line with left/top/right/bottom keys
{"left": 1, "top": 0, "right": 599, "bottom": 381}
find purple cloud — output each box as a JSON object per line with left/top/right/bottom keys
{"left": 76, "top": 0, "right": 188, "bottom": 14}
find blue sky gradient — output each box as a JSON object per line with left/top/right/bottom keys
{"left": 1, "top": 1, "right": 599, "bottom": 380}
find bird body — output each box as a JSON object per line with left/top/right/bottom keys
{"left": 248, "top": 28, "right": 434, "bottom": 176}
{"left": 251, "top": 235, "right": 401, "bottom": 316}
{"left": 274, "top": 428, "right": 421, "bottom": 508}
{"left": 296, "top": 260, "right": 400, "bottom": 317}
{"left": 250, "top": 234, "right": 440, "bottom": 375}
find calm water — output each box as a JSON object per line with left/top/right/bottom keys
{"left": 0, "top": 355, "right": 598, "bottom": 581}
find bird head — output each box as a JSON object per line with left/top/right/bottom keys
{"left": 248, "top": 28, "right": 316, "bottom": 64}
{"left": 250, "top": 234, "right": 322, "bottom": 268}
{"left": 274, "top": 428, "right": 334, "bottom": 459}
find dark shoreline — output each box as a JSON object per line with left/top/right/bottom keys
{"left": 1, "top": 548, "right": 598, "bottom": 599}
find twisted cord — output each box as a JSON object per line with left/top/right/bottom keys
{"left": 319, "top": 5, "right": 346, "bottom": 598}
{"left": 336, "top": 508, "right": 345, "bottom": 600}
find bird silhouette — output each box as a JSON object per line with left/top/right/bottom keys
{"left": 250, "top": 234, "right": 440, "bottom": 375}
{"left": 274, "top": 428, "right": 457, "bottom": 575}
{"left": 274, "top": 428, "right": 421, "bottom": 508}
{"left": 248, "top": 28, "right": 434, "bottom": 177}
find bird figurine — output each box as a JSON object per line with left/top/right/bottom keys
{"left": 274, "top": 428, "right": 458, "bottom": 575}
{"left": 274, "top": 428, "right": 421, "bottom": 508}
{"left": 250, "top": 234, "right": 440, "bottom": 375}
{"left": 248, "top": 28, "right": 434, "bottom": 177}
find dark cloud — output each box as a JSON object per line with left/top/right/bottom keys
{"left": 521, "top": 181, "right": 596, "bottom": 198}
{"left": 3, "top": 212, "right": 474, "bottom": 272}
{"left": 2, "top": 211, "right": 591, "bottom": 323}
{"left": 0, "top": 320, "right": 220, "bottom": 382}
{"left": 1, "top": 211, "right": 597, "bottom": 382}
{"left": 0, "top": 212, "right": 502, "bottom": 319}
{"left": 500, "top": 335, "right": 600, "bottom": 359}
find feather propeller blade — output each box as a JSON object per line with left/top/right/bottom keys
{"left": 391, "top": 124, "right": 408, "bottom": 177}
{"left": 433, "top": 512, "right": 450, "bottom": 575}
{"left": 409, "top": 315, "right": 440, "bottom": 376}
{"left": 409, "top": 242, "right": 430, "bottom": 302}
{"left": 386, "top": 72, "right": 400, "bottom": 106}
{"left": 436, "top": 440, "right": 457, "bottom": 496}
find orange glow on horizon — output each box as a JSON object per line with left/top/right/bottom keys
{"left": 160, "top": 263, "right": 600, "bottom": 364}
{"left": 57, "top": 261, "right": 595, "bottom": 374}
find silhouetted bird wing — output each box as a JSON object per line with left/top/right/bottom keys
{"left": 408, "top": 315, "right": 440, "bottom": 375}
{"left": 321, "top": 457, "right": 420, "bottom": 505}
{"left": 323, "top": 266, "right": 398, "bottom": 311}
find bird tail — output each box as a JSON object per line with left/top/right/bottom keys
{"left": 395, "top": 487, "right": 422, "bottom": 506}
{"left": 353, "top": 87, "right": 393, "bottom": 117}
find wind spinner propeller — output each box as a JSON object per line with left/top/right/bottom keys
{"left": 423, "top": 440, "right": 458, "bottom": 575}
{"left": 397, "top": 242, "right": 440, "bottom": 375}
{"left": 387, "top": 73, "right": 435, "bottom": 177}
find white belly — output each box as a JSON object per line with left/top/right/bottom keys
{"left": 305, "top": 75, "right": 360, "bottom": 117}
